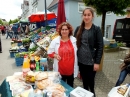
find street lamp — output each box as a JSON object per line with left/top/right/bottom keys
{"left": 0, "top": 33, "right": 2, "bottom": 53}
{"left": 44, "top": 0, "right": 48, "bottom": 27}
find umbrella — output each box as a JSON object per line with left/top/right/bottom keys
{"left": 19, "top": 18, "right": 29, "bottom": 23}
{"left": 29, "top": 10, "right": 56, "bottom": 23}
{"left": 56, "top": 0, "right": 66, "bottom": 30}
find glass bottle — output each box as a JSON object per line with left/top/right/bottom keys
{"left": 30, "top": 54, "right": 36, "bottom": 71}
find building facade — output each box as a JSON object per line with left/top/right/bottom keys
{"left": 21, "top": 0, "right": 127, "bottom": 39}
{"left": 21, "top": 0, "right": 29, "bottom": 19}
{"left": 48, "top": 0, "right": 126, "bottom": 39}
{"left": 21, "top": 0, "right": 53, "bottom": 19}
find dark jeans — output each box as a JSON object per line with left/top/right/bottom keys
{"left": 1, "top": 30, "right": 5, "bottom": 35}
{"left": 6, "top": 32, "right": 12, "bottom": 39}
{"left": 13, "top": 32, "right": 18, "bottom": 40}
{"left": 61, "top": 74, "right": 74, "bottom": 87}
{"left": 115, "top": 69, "right": 130, "bottom": 86}
{"left": 78, "top": 62, "right": 96, "bottom": 97}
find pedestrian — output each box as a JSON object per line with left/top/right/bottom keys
{"left": 1, "top": 25, "right": 5, "bottom": 35}
{"left": 74, "top": 7, "right": 104, "bottom": 97}
{"left": 115, "top": 53, "right": 130, "bottom": 86}
{"left": 25, "top": 24, "right": 30, "bottom": 37}
{"left": 12, "top": 24, "right": 19, "bottom": 40}
{"left": 47, "top": 22, "right": 78, "bottom": 87}
{"left": 6, "top": 25, "right": 12, "bottom": 39}
{"left": 0, "top": 24, "right": 2, "bottom": 34}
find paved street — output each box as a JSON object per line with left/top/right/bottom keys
{"left": 0, "top": 34, "right": 130, "bottom": 97}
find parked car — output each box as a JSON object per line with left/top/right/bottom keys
{"left": 113, "top": 18, "right": 130, "bottom": 46}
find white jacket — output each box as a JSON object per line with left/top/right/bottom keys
{"left": 47, "top": 36, "right": 78, "bottom": 78}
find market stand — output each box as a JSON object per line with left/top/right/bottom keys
{"left": 2, "top": 15, "right": 74, "bottom": 96}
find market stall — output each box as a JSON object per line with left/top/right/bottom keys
{"left": 1, "top": 2, "right": 82, "bottom": 96}
{"left": 0, "top": 71, "right": 73, "bottom": 97}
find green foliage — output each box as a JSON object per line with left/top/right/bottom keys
{"left": 9, "top": 19, "right": 12, "bottom": 25}
{"left": 28, "top": 46, "right": 38, "bottom": 52}
{"left": 9, "top": 19, "right": 19, "bottom": 24}
{"left": 83, "top": 0, "right": 130, "bottom": 36}
{"left": 22, "top": 38, "right": 30, "bottom": 45}
{"left": 12, "top": 19, "right": 19, "bottom": 23}
{"left": 3, "top": 21, "right": 8, "bottom": 25}
{"left": 83, "top": 0, "right": 130, "bottom": 15}
{"left": 15, "top": 52, "right": 29, "bottom": 58}
{"left": 37, "top": 28, "right": 41, "bottom": 33}
{"left": 117, "top": 42, "right": 125, "bottom": 47}
{"left": 0, "top": 19, "right": 3, "bottom": 25}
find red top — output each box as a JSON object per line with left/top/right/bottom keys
{"left": 1, "top": 26, "right": 5, "bottom": 30}
{"left": 48, "top": 40, "right": 75, "bottom": 75}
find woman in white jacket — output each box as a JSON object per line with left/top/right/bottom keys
{"left": 47, "top": 22, "right": 78, "bottom": 87}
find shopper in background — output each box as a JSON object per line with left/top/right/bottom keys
{"left": 25, "top": 24, "right": 30, "bottom": 37}
{"left": 12, "top": 24, "right": 19, "bottom": 40}
{"left": 6, "top": 25, "right": 12, "bottom": 39}
{"left": 47, "top": 22, "right": 78, "bottom": 87}
{"left": 1, "top": 25, "right": 5, "bottom": 35}
{"left": 74, "top": 7, "right": 103, "bottom": 97}
{"left": 115, "top": 53, "right": 130, "bottom": 86}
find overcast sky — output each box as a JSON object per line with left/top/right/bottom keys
{"left": 0, "top": 0, "right": 23, "bottom": 22}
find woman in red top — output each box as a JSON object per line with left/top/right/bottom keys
{"left": 47, "top": 22, "right": 78, "bottom": 87}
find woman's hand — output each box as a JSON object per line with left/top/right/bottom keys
{"left": 77, "top": 72, "right": 82, "bottom": 80}
{"left": 54, "top": 54, "right": 61, "bottom": 61}
{"left": 94, "top": 64, "right": 99, "bottom": 71}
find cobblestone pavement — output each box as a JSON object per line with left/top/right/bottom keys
{"left": 74, "top": 51, "right": 130, "bottom": 97}
{"left": 0, "top": 35, "right": 130, "bottom": 97}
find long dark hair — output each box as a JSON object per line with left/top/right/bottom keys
{"left": 76, "top": 7, "right": 94, "bottom": 48}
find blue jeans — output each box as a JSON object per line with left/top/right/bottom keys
{"left": 115, "top": 69, "right": 130, "bottom": 86}
{"left": 6, "top": 32, "right": 12, "bottom": 39}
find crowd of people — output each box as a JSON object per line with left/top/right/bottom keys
{"left": 0, "top": 23, "right": 30, "bottom": 40}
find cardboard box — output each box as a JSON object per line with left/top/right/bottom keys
{"left": 108, "top": 85, "right": 130, "bottom": 97}
{"left": 70, "top": 87, "right": 94, "bottom": 97}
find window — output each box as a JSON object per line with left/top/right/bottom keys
{"left": 78, "top": 2, "right": 86, "bottom": 13}
{"left": 125, "top": 21, "right": 130, "bottom": 29}
{"left": 116, "top": 21, "right": 124, "bottom": 29}
{"left": 105, "top": 25, "right": 111, "bottom": 38}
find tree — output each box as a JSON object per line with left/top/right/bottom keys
{"left": 9, "top": 19, "right": 12, "bottom": 25}
{"left": 83, "top": 0, "right": 130, "bottom": 36}
{"left": 12, "top": 19, "right": 19, "bottom": 23}
{"left": 0, "top": 19, "right": 3, "bottom": 25}
{"left": 2, "top": 21, "right": 8, "bottom": 25}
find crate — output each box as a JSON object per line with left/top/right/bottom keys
{"left": 15, "top": 57, "right": 24, "bottom": 66}
{"left": 109, "top": 43, "right": 117, "bottom": 48}
{"left": 17, "top": 42, "right": 22, "bottom": 46}
{"left": 10, "top": 51, "right": 17, "bottom": 58}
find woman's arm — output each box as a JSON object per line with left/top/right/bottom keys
{"left": 95, "top": 27, "right": 104, "bottom": 64}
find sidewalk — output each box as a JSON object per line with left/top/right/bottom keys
{"left": 0, "top": 34, "right": 21, "bottom": 84}
{"left": 74, "top": 51, "right": 130, "bottom": 97}
{"left": 0, "top": 34, "right": 130, "bottom": 97}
